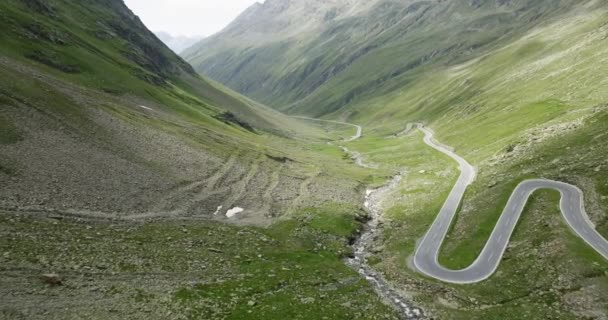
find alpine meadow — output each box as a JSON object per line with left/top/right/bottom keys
{"left": 1, "top": 1, "right": 607, "bottom": 319}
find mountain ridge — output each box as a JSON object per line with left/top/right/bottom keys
{"left": 184, "top": 0, "right": 599, "bottom": 116}
{"left": 182, "top": 1, "right": 608, "bottom": 318}
{"left": 2, "top": 1, "right": 608, "bottom": 319}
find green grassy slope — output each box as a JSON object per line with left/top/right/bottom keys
{"left": 0, "top": 0, "right": 355, "bottom": 216}
{"left": 0, "top": 0, "right": 405, "bottom": 230}
{"left": 4, "top": 0, "right": 608, "bottom": 318}
{"left": 0, "top": 205, "right": 402, "bottom": 320}
{"left": 0, "top": 0, "right": 314, "bottom": 136}
{"left": 323, "top": 7, "right": 608, "bottom": 319}
{"left": 0, "top": 1, "right": 405, "bottom": 319}
{"left": 184, "top": 0, "right": 599, "bottom": 117}
{"left": 188, "top": 0, "right": 608, "bottom": 317}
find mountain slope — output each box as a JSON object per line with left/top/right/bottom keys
{"left": 337, "top": 9, "right": 608, "bottom": 316}
{"left": 3, "top": 0, "right": 608, "bottom": 319}
{"left": 0, "top": 0, "right": 363, "bottom": 218}
{"left": 0, "top": 1, "right": 404, "bottom": 319}
{"left": 185, "top": 0, "right": 608, "bottom": 319}
{"left": 184, "top": 0, "right": 598, "bottom": 116}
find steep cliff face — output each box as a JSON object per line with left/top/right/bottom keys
{"left": 87, "top": 0, "right": 198, "bottom": 82}
{"left": 184, "top": 0, "right": 597, "bottom": 115}
{"left": 7, "top": 0, "right": 196, "bottom": 86}
{"left": 100, "top": 0, "right": 199, "bottom": 79}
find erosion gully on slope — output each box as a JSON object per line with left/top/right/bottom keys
{"left": 293, "top": 116, "right": 424, "bottom": 319}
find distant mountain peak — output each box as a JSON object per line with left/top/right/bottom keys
{"left": 154, "top": 32, "right": 204, "bottom": 54}
{"left": 215, "top": 0, "right": 377, "bottom": 44}
{"left": 184, "top": 0, "right": 597, "bottom": 116}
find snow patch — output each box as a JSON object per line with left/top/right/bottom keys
{"left": 213, "top": 206, "right": 223, "bottom": 216}
{"left": 226, "top": 207, "right": 244, "bottom": 218}
{"left": 139, "top": 105, "right": 153, "bottom": 111}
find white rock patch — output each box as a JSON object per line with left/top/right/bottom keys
{"left": 226, "top": 207, "right": 244, "bottom": 218}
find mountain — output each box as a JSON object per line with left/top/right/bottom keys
{"left": 184, "top": 0, "right": 597, "bottom": 115}
{"left": 0, "top": 0, "right": 400, "bottom": 318}
{"left": 155, "top": 31, "right": 203, "bottom": 53}
{"left": 0, "top": 0, "right": 390, "bottom": 223}
{"left": 3, "top": 0, "right": 608, "bottom": 319}
{"left": 184, "top": 0, "right": 608, "bottom": 319}
{"left": 0, "top": 0, "right": 334, "bottom": 217}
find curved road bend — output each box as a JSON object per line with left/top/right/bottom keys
{"left": 293, "top": 116, "right": 375, "bottom": 168}
{"left": 412, "top": 123, "right": 608, "bottom": 284}
{"left": 291, "top": 116, "right": 362, "bottom": 141}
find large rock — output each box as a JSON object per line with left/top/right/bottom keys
{"left": 40, "top": 273, "right": 62, "bottom": 286}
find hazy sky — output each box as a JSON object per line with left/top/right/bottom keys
{"left": 124, "top": 0, "right": 262, "bottom": 37}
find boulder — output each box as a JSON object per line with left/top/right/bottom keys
{"left": 40, "top": 273, "right": 62, "bottom": 286}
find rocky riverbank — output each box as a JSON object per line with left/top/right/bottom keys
{"left": 347, "top": 173, "right": 424, "bottom": 319}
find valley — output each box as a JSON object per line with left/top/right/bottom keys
{"left": 1, "top": 0, "right": 608, "bottom": 319}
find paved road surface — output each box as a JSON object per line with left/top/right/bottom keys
{"left": 412, "top": 123, "right": 608, "bottom": 284}
{"left": 292, "top": 116, "right": 362, "bottom": 141}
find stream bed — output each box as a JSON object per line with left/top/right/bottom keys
{"left": 347, "top": 173, "right": 424, "bottom": 319}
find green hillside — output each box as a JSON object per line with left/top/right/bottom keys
{"left": 337, "top": 8, "right": 608, "bottom": 318}
{"left": 2, "top": 0, "right": 608, "bottom": 319}
{"left": 0, "top": 1, "right": 403, "bottom": 318}
{"left": 185, "top": 0, "right": 608, "bottom": 318}
{"left": 183, "top": 0, "right": 598, "bottom": 116}
{"left": 0, "top": 0, "right": 363, "bottom": 215}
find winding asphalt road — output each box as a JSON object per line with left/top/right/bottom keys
{"left": 292, "top": 116, "right": 362, "bottom": 141}
{"left": 293, "top": 116, "right": 377, "bottom": 168}
{"left": 292, "top": 118, "right": 608, "bottom": 285}
{"left": 412, "top": 123, "right": 608, "bottom": 284}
